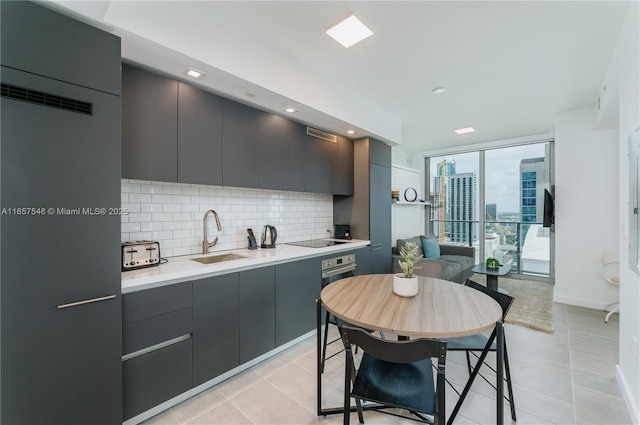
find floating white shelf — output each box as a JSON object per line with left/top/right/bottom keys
{"left": 392, "top": 200, "right": 429, "bottom": 206}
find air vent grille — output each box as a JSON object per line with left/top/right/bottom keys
{"left": 1, "top": 83, "right": 93, "bottom": 115}
{"left": 307, "top": 127, "right": 337, "bottom": 143}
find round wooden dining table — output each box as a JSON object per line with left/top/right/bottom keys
{"left": 317, "top": 274, "right": 505, "bottom": 425}
{"left": 320, "top": 274, "right": 502, "bottom": 338}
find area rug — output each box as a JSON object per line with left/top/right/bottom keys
{"left": 470, "top": 273, "right": 555, "bottom": 334}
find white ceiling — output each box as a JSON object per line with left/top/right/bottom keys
{"left": 48, "top": 1, "right": 631, "bottom": 154}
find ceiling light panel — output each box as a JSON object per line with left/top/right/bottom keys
{"left": 326, "top": 14, "right": 373, "bottom": 48}
{"left": 454, "top": 127, "right": 476, "bottom": 135}
{"left": 185, "top": 67, "right": 205, "bottom": 78}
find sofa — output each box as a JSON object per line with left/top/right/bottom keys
{"left": 392, "top": 235, "right": 475, "bottom": 283}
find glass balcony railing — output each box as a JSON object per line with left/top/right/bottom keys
{"left": 428, "top": 219, "right": 551, "bottom": 277}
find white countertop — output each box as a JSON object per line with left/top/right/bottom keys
{"left": 121, "top": 239, "right": 370, "bottom": 293}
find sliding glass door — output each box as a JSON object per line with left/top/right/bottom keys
{"left": 427, "top": 152, "right": 480, "bottom": 254}
{"left": 427, "top": 141, "right": 553, "bottom": 279}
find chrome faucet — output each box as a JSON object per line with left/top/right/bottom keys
{"left": 202, "top": 209, "right": 222, "bottom": 254}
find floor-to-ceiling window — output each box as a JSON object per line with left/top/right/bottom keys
{"left": 426, "top": 141, "right": 553, "bottom": 279}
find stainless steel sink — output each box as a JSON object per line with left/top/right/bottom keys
{"left": 191, "top": 253, "right": 247, "bottom": 264}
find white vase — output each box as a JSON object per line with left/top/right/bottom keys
{"left": 393, "top": 273, "right": 419, "bottom": 297}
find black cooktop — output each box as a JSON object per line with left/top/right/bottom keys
{"left": 286, "top": 239, "right": 349, "bottom": 248}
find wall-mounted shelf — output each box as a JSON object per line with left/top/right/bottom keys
{"left": 392, "top": 200, "right": 429, "bottom": 206}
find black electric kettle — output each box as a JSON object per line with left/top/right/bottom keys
{"left": 261, "top": 225, "right": 277, "bottom": 248}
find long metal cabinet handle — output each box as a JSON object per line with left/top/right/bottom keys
{"left": 57, "top": 294, "right": 117, "bottom": 309}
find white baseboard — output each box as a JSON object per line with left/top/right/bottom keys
{"left": 553, "top": 294, "right": 616, "bottom": 311}
{"left": 617, "top": 365, "right": 640, "bottom": 424}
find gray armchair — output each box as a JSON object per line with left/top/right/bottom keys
{"left": 392, "top": 236, "right": 475, "bottom": 283}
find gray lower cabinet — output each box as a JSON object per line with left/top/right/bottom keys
{"left": 223, "top": 99, "right": 259, "bottom": 188}
{"left": 178, "top": 82, "right": 223, "bottom": 185}
{"left": 122, "top": 282, "right": 193, "bottom": 421}
{"left": 369, "top": 243, "right": 392, "bottom": 274}
{"left": 239, "top": 267, "right": 276, "bottom": 363}
{"left": 275, "top": 258, "right": 322, "bottom": 345}
{"left": 123, "top": 340, "right": 193, "bottom": 421}
{"left": 193, "top": 273, "right": 240, "bottom": 386}
{"left": 354, "top": 247, "right": 371, "bottom": 275}
{"left": 122, "top": 64, "right": 178, "bottom": 182}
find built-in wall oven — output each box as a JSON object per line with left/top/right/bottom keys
{"left": 320, "top": 252, "right": 356, "bottom": 372}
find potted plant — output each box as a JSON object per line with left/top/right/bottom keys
{"left": 486, "top": 257, "right": 500, "bottom": 269}
{"left": 393, "top": 242, "right": 422, "bottom": 297}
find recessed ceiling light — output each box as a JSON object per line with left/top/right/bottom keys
{"left": 185, "top": 68, "right": 205, "bottom": 78}
{"left": 432, "top": 87, "right": 447, "bottom": 94}
{"left": 326, "top": 14, "right": 373, "bottom": 48}
{"left": 346, "top": 130, "right": 357, "bottom": 135}
{"left": 283, "top": 107, "right": 297, "bottom": 113}
{"left": 454, "top": 127, "right": 476, "bottom": 135}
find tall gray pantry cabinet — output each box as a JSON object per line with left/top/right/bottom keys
{"left": 1, "top": 2, "right": 123, "bottom": 424}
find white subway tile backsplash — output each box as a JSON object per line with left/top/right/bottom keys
{"left": 140, "top": 184, "right": 164, "bottom": 194}
{"left": 162, "top": 186, "right": 183, "bottom": 195}
{"left": 121, "top": 222, "right": 141, "bottom": 233}
{"left": 128, "top": 213, "right": 151, "bottom": 223}
{"left": 152, "top": 212, "right": 173, "bottom": 222}
{"left": 121, "top": 180, "right": 333, "bottom": 257}
{"left": 162, "top": 203, "right": 182, "bottom": 213}
{"left": 129, "top": 193, "right": 152, "bottom": 203}
{"left": 141, "top": 222, "right": 163, "bottom": 232}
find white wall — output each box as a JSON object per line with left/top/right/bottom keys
{"left": 609, "top": 2, "right": 640, "bottom": 421}
{"left": 391, "top": 165, "right": 425, "bottom": 244}
{"left": 121, "top": 179, "right": 333, "bottom": 257}
{"left": 554, "top": 107, "right": 619, "bottom": 308}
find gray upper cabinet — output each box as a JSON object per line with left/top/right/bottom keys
{"left": 282, "top": 121, "right": 306, "bottom": 192}
{"left": 258, "top": 112, "right": 284, "bottom": 190}
{"left": 0, "top": 1, "right": 121, "bottom": 95}
{"left": 178, "top": 82, "right": 223, "bottom": 185}
{"left": 223, "top": 99, "right": 259, "bottom": 188}
{"left": 335, "top": 135, "right": 354, "bottom": 196}
{"left": 122, "top": 64, "right": 178, "bottom": 182}
{"left": 305, "top": 134, "right": 327, "bottom": 193}
{"left": 121, "top": 64, "right": 350, "bottom": 194}
{"left": 305, "top": 134, "right": 338, "bottom": 194}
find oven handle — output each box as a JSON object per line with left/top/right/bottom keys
{"left": 322, "top": 264, "right": 357, "bottom": 278}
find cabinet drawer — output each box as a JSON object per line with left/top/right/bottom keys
{"left": 123, "top": 281, "right": 192, "bottom": 324}
{"left": 123, "top": 339, "right": 192, "bottom": 420}
{"left": 123, "top": 308, "right": 192, "bottom": 355}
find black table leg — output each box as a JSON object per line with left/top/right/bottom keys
{"left": 497, "top": 320, "right": 504, "bottom": 425}
{"left": 486, "top": 274, "right": 498, "bottom": 291}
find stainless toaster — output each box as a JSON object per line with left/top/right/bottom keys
{"left": 122, "top": 240, "right": 161, "bottom": 271}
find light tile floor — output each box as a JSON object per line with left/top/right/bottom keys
{"left": 143, "top": 304, "right": 630, "bottom": 425}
